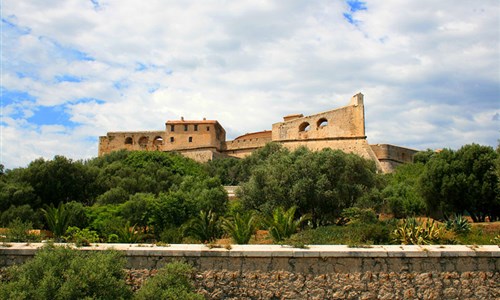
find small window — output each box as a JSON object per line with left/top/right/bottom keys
{"left": 206, "top": 126, "right": 210, "bottom": 131}
{"left": 184, "top": 125, "right": 188, "bottom": 131}
{"left": 317, "top": 118, "right": 328, "bottom": 128}
{"left": 194, "top": 124, "right": 198, "bottom": 131}
{"left": 124, "top": 137, "right": 133, "bottom": 144}
{"left": 170, "top": 125, "right": 175, "bottom": 132}
{"left": 170, "top": 137, "right": 175, "bottom": 142}
{"left": 299, "top": 122, "right": 311, "bottom": 132}
{"left": 188, "top": 137, "right": 193, "bottom": 143}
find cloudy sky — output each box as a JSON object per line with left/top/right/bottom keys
{"left": 1, "top": 0, "right": 499, "bottom": 169}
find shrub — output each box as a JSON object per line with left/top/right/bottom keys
{"left": 0, "top": 245, "right": 132, "bottom": 300}
{"left": 134, "top": 261, "right": 203, "bottom": 300}
{"left": 4, "top": 218, "right": 38, "bottom": 242}
{"left": 65, "top": 226, "right": 99, "bottom": 246}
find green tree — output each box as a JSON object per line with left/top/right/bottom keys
{"left": 239, "top": 147, "right": 378, "bottom": 226}
{"left": 382, "top": 162, "right": 426, "bottom": 218}
{"left": 419, "top": 144, "right": 499, "bottom": 222}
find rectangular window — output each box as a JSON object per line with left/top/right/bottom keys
{"left": 170, "top": 137, "right": 174, "bottom": 142}
{"left": 184, "top": 125, "right": 188, "bottom": 131}
{"left": 188, "top": 137, "right": 193, "bottom": 143}
{"left": 194, "top": 124, "right": 198, "bottom": 131}
{"left": 170, "top": 125, "right": 175, "bottom": 131}
{"left": 206, "top": 126, "right": 210, "bottom": 131}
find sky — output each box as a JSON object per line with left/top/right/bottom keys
{"left": 1, "top": 0, "right": 499, "bottom": 169}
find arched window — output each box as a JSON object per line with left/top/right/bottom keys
{"left": 124, "top": 137, "right": 133, "bottom": 145}
{"left": 317, "top": 118, "right": 328, "bottom": 128}
{"left": 299, "top": 122, "right": 311, "bottom": 132}
{"left": 153, "top": 136, "right": 164, "bottom": 146}
{"left": 138, "top": 136, "right": 148, "bottom": 147}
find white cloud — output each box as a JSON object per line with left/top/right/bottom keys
{"left": 1, "top": 0, "right": 499, "bottom": 168}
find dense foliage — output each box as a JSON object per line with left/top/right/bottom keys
{"left": 0, "top": 246, "right": 202, "bottom": 300}
{"left": 0, "top": 246, "right": 132, "bottom": 300}
{"left": 238, "top": 146, "right": 379, "bottom": 226}
{"left": 0, "top": 142, "right": 498, "bottom": 247}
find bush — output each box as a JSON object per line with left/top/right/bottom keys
{"left": 134, "top": 261, "right": 203, "bottom": 300}
{"left": 285, "top": 221, "right": 396, "bottom": 246}
{"left": 4, "top": 218, "right": 38, "bottom": 242}
{"left": 444, "top": 214, "right": 471, "bottom": 235}
{"left": 65, "top": 226, "right": 100, "bottom": 246}
{"left": 0, "top": 245, "right": 132, "bottom": 300}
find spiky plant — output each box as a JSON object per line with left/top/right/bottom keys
{"left": 41, "top": 202, "right": 72, "bottom": 239}
{"left": 222, "top": 212, "right": 258, "bottom": 244}
{"left": 114, "top": 221, "right": 144, "bottom": 243}
{"left": 444, "top": 214, "right": 471, "bottom": 234}
{"left": 392, "top": 218, "right": 442, "bottom": 245}
{"left": 266, "top": 206, "right": 310, "bottom": 243}
{"left": 183, "top": 210, "right": 222, "bottom": 243}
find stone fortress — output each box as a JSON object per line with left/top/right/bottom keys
{"left": 99, "top": 93, "right": 417, "bottom": 173}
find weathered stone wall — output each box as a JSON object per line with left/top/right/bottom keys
{"left": 370, "top": 144, "right": 419, "bottom": 173}
{"left": 98, "top": 131, "right": 166, "bottom": 156}
{"left": 1, "top": 244, "right": 498, "bottom": 299}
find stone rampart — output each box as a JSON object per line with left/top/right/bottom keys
{"left": 1, "top": 244, "right": 498, "bottom": 299}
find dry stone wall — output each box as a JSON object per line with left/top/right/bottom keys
{"left": 1, "top": 244, "right": 498, "bottom": 299}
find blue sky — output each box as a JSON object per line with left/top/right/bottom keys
{"left": 1, "top": 0, "right": 499, "bottom": 169}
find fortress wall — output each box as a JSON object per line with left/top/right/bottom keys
{"left": 370, "top": 144, "right": 419, "bottom": 173}
{"left": 2, "top": 244, "right": 498, "bottom": 299}
{"left": 272, "top": 94, "right": 365, "bottom": 142}
{"left": 98, "top": 131, "right": 166, "bottom": 156}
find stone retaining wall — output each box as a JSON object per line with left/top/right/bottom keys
{"left": 1, "top": 244, "right": 499, "bottom": 299}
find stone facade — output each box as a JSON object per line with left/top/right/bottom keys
{"left": 98, "top": 93, "right": 418, "bottom": 172}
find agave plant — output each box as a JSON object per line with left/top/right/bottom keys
{"left": 392, "top": 218, "right": 442, "bottom": 245}
{"left": 444, "top": 214, "right": 471, "bottom": 235}
{"left": 222, "top": 212, "right": 258, "bottom": 244}
{"left": 265, "top": 206, "right": 310, "bottom": 243}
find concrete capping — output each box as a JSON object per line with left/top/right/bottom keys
{"left": 1, "top": 244, "right": 499, "bottom": 259}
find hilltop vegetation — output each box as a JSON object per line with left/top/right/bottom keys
{"left": 0, "top": 142, "right": 498, "bottom": 245}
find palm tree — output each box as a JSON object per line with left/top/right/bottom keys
{"left": 183, "top": 210, "right": 222, "bottom": 243}
{"left": 222, "top": 212, "right": 258, "bottom": 244}
{"left": 41, "top": 202, "right": 72, "bottom": 239}
{"left": 266, "top": 206, "right": 309, "bottom": 243}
